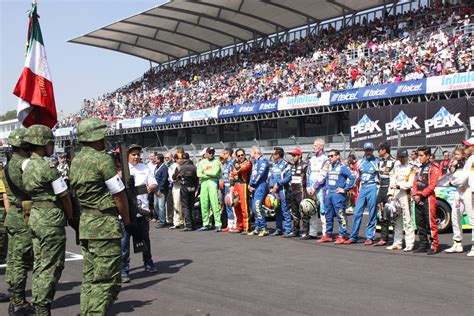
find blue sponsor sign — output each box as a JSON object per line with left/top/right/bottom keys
{"left": 358, "top": 85, "right": 391, "bottom": 101}
{"left": 141, "top": 116, "right": 157, "bottom": 127}
{"left": 256, "top": 100, "right": 278, "bottom": 113}
{"left": 217, "top": 105, "right": 237, "bottom": 119}
{"left": 166, "top": 113, "right": 183, "bottom": 124}
{"left": 236, "top": 103, "right": 257, "bottom": 115}
{"left": 154, "top": 116, "right": 168, "bottom": 125}
{"left": 391, "top": 79, "right": 426, "bottom": 97}
{"left": 330, "top": 89, "right": 360, "bottom": 104}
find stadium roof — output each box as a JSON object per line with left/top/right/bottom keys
{"left": 69, "top": 0, "right": 385, "bottom": 64}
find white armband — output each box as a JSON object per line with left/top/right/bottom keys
{"left": 105, "top": 175, "right": 125, "bottom": 194}
{"left": 21, "top": 159, "right": 30, "bottom": 172}
{"left": 52, "top": 177, "right": 68, "bottom": 195}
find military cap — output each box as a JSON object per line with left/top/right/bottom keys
{"left": 8, "top": 128, "right": 27, "bottom": 148}
{"left": 23, "top": 124, "right": 54, "bottom": 146}
{"left": 77, "top": 118, "right": 108, "bottom": 142}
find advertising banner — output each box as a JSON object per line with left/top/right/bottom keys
{"left": 235, "top": 103, "right": 258, "bottom": 116}
{"left": 390, "top": 79, "right": 427, "bottom": 98}
{"left": 349, "top": 98, "right": 468, "bottom": 147}
{"left": 469, "top": 99, "right": 474, "bottom": 136}
{"left": 426, "top": 71, "right": 474, "bottom": 93}
{"left": 154, "top": 116, "right": 168, "bottom": 125}
{"left": 141, "top": 116, "right": 157, "bottom": 127}
{"left": 278, "top": 92, "right": 330, "bottom": 110}
{"left": 166, "top": 113, "right": 183, "bottom": 124}
{"left": 256, "top": 100, "right": 278, "bottom": 113}
{"left": 117, "top": 118, "right": 141, "bottom": 129}
{"left": 217, "top": 105, "right": 236, "bottom": 119}
{"left": 182, "top": 107, "right": 217, "bottom": 122}
{"left": 54, "top": 127, "right": 74, "bottom": 137}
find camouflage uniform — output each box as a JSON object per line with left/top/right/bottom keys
{"left": 0, "top": 167, "right": 8, "bottom": 264}
{"left": 22, "top": 125, "right": 68, "bottom": 315}
{"left": 70, "top": 118, "right": 124, "bottom": 315}
{"left": 3, "top": 129, "right": 34, "bottom": 311}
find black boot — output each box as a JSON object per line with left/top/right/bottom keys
{"left": 9, "top": 302, "right": 35, "bottom": 315}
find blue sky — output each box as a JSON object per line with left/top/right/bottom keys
{"left": 1, "top": 0, "right": 165, "bottom": 116}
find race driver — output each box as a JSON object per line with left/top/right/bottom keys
{"left": 248, "top": 146, "right": 270, "bottom": 236}
{"left": 230, "top": 148, "right": 252, "bottom": 233}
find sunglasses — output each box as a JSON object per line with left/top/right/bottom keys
{"left": 237, "top": 154, "right": 245, "bottom": 157}
{"left": 328, "top": 154, "right": 334, "bottom": 158}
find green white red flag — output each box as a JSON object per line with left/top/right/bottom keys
{"left": 13, "top": 3, "right": 57, "bottom": 128}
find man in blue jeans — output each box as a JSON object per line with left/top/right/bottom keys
{"left": 345, "top": 142, "right": 380, "bottom": 245}
{"left": 153, "top": 153, "right": 169, "bottom": 227}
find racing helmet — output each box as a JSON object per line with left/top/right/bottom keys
{"left": 264, "top": 193, "right": 280, "bottom": 210}
{"left": 382, "top": 199, "right": 401, "bottom": 223}
{"left": 300, "top": 198, "right": 318, "bottom": 216}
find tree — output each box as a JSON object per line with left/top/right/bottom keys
{"left": 0, "top": 110, "right": 16, "bottom": 122}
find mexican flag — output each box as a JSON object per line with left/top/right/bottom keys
{"left": 13, "top": 3, "right": 57, "bottom": 128}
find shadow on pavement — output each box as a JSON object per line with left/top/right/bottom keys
{"left": 129, "top": 259, "right": 193, "bottom": 275}
{"left": 109, "top": 299, "right": 154, "bottom": 315}
{"left": 121, "top": 277, "right": 170, "bottom": 291}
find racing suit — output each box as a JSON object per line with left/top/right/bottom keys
{"left": 324, "top": 161, "right": 356, "bottom": 237}
{"left": 387, "top": 161, "right": 416, "bottom": 249}
{"left": 450, "top": 156, "right": 473, "bottom": 245}
{"left": 178, "top": 159, "right": 198, "bottom": 230}
{"left": 222, "top": 159, "right": 235, "bottom": 229}
{"left": 197, "top": 158, "right": 222, "bottom": 228}
{"left": 306, "top": 151, "right": 330, "bottom": 237}
{"left": 413, "top": 162, "right": 440, "bottom": 251}
{"left": 290, "top": 160, "right": 308, "bottom": 235}
{"left": 230, "top": 159, "right": 252, "bottom": 232}
{"left": 268, "top": 159, "right": 292, "bottom": 234}
{"left": 349, "top": 156, "right": 379, "bottom": 242}
{"left": 378, "top": 155, "right": 396, "bottom": 242}
{"left": 249, "top": 156, "right": 270, "bottom": 232}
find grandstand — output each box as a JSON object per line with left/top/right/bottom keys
{"left": 57, "top": 0, "right": 473, "bottom": 157}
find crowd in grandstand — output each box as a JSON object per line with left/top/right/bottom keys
{"left": 56, "top": 3, "right": 473, "bottom": 128}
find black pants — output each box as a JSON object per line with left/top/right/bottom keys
{"left": 289, "top": 189, "right": 308, "bottom": 234}
{"left": 137, "top": 216, "right": 152, "bottom": 264}
{"left": 377, "top": 187, "right": 391, "bottom": 241}
{"left": 180, "top": 186, "right": 196, "bottom": 229}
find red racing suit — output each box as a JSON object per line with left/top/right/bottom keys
{"left": 412, "top": 162, "right": 440, "bottom": 250}
{"left": 230, "top": 159, "right": 252, "bottom": 231}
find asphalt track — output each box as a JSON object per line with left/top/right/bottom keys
{"left": 1, "top": 218, "right": 473, "bottom": 316}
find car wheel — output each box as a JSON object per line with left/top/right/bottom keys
{"left": 436, "top": 199, "right": 451, "bottom": 234}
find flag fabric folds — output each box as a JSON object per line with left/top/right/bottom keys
{"left": 13, "top": 3, "right": 57, "bottom": 128}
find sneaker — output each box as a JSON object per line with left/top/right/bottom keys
{"left": 317, "top": 235, "right": 333, "bottom": 243}
{"left": 222, "top": 227, "right": 231, "bottom": 232}
{"left": 300, "top": 234, "right": 311, "bottom": 240}
{"left": 467, "top": 246, "right": 474, "bottom": 257}
{"left": 386, "top": 244, "right": 402, "bottom": 250}
{"left": 284, "top": 232, "right": 299, "bottom": 238}
{"left": 215, "top": 227, "right": 222, "bottom": 233}
{"left": 403, "top": 247, "right": 414, "bottom": 252}
{"left": 229, "top": 228, "right": 242, "bottom": 233}
{"left": 272, "top": 230, "right": 283, "bottom": 236}
{"left": 144, "top": 263, "right": 157, "bottom": 273}
{"left": 169, "top": 225, "right": 182, "bottom": 230}
{"left": 427, "top": 248, "right": 438, "bottom": 255}
{"left": 121, "top": 274, "right": 131, "bottom": 283}
{"left": 334, "top": 236, "right": 347, "bottom": 245}
{"left": 197, "top": 226, "right": 210, "bottom": 231}
{"left": 247, "top": 230, "right": 259, "bottom": 236}
{"left": 181, "top": 227, "right": 194, "bottom": 232}
{"left": 374, "top": 240, "right": 388, "bottom": 247}
{"left": 444, "top": 241, "right": 463, "bottom": 254}
{"left": 0, "top": 292, "right": 10, "bottom": 303}
{"left": 258, "top": 229, "right": 269, "bottom": 237}
{"left": 364, "top": 239, "right": 374, "bottom": 246}
{"left": 413, "top": 247, "right": 428, "bottom": 254}
{"left": 343, "top": 239, "right": 355, "bottom": 245}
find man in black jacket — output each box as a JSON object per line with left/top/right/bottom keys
{"left": 154, "top": 154, "right": 169, "bottom": 228}
{"left": 176, "top": 153, "right": 199, "bottom": 231}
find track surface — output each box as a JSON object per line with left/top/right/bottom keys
{"left": 1, "top": 218, "right": 473, "bottom": 316}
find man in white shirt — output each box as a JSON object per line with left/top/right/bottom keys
{"left": 147, "top": 152, "right": 158, "bottom": 221}
{"left": 460, "top": 138, "right": 474, "bottom": 257}
{"left": 121, "top": 144, "right": 158, "bottom": 283}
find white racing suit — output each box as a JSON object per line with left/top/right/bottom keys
{"left": 387, "top": 161, "right": 416, "bottom": 249}
{"left": 306, "top": 152, "right": 329, "bottom": 237}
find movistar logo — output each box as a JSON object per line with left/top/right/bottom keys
{"left": 385, "top": 111, "right": 420, "bottom": 135}
{"left": 351, "top": 114, "right": 381, "bottom": 137}
{"left": 424, "top": 107, "right": 463, "bottom": 133}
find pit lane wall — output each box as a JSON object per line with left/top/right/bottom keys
{"left": 54, "top": 72, "right": 474, "bottom": 140}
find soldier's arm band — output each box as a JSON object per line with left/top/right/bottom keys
{"left": 105, "top": 174, "right": 125, "bottom": 194}
{"left": 52, "top": 177, "right": 68, "bottom": 195}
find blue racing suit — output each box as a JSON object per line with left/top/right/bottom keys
{"left": 349, "top": 156, "right": 380, "bottom": 242}
{"left": 268, "top": 159, "right": 292, "bottom": 234}
{"left": 249, "top": 156, "right": 270, "bottom": 231}
{"left": 307, "top": 151, "right": 330, "bottom": 236}
{"left": 222, "top": 159, "right": 234, "bottom": 226}
{"left": 324, "top": 161, "right": 356, "bottom": 237}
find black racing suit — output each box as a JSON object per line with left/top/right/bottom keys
{"left": 289, "top": 160, "right": 308, "bottom": 235}
{"left": 177, "top": 160, "right": 198, "bottom": 229}
{"left": 378, "top": 156, "right": 396, "bottom": 242}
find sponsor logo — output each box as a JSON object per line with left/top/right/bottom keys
{"left": 394, "top": 82, "right": 424, "bottom": 94}
{"left": 362, "top": 88, "right": 388, "bottom": 98}
{"left": 142, "top": 117, "right": 154, "bottom": 125}
{"left": 287, "top": 95, "right": 320, "bottom": 105}
{"left": 441, "top": 71, "right": 474, "bottom": 86}
{"left": 169, "top": 114, "right": 182, "bottom": 122}
{"left": 155, "top": 117, "right": 167, "bottom": 124}
{"left": 331, "top": 91, "right": 359, "bottom": 103}
{"left": 385, "top": 111, "right": 420, "bottom": 135}
{"left": 424, "top": 107, "right": 463, "bottom": 133}
{"left": 258, "top": 101, "right": 277, "bottom": 111}
{"left": 219, "top": 108, "right": 235, "bottom": 116}
{"left": 351, "top": 114, "right": 381, "bottom": 137}
{"left": 238, "top": 105, "right": 255, "bottom": 113}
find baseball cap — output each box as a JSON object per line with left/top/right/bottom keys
{"left": 462, "top": 137, "right": 474, "bottom": 147}
{"left": 363, "top": 142, "right": 374, "bottom": 150}
{"left": 128, "top": 144, "right": 142, "bottom": 152}
{"left": 397, "top": 149, "right": 408, "bottom": 157}
{"left": 206, "top": 147, "right": 216, "bottom": 155}
{"left": 289, "top": 148, "right": 302, "bottom": 156}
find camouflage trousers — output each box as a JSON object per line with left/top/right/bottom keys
{"left": 5, "top": 208, "right": 33, "bottom": 304}
{"left": 0, "top": 207, "right": 8, "bottom": 263}
{"left": 80, "top": 238, "right": 121, "bottom": 315}
{"left": 29, "top": 222, "right": 65, "bottom": 313}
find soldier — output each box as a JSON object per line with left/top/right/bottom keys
{"left": 176, "top": 153, "right": 198, "bottom": 231}
{"left": 70, "top": 118, "right": 131, "bottom": 314}
{"left": 0, "top": 164, "right": 11, "bottom": 305}
{"left": 22, "top": 125, "right": 75, "bottom": 315}
{"left": 2, "top": 128, "right": 35, "bottom": 315}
